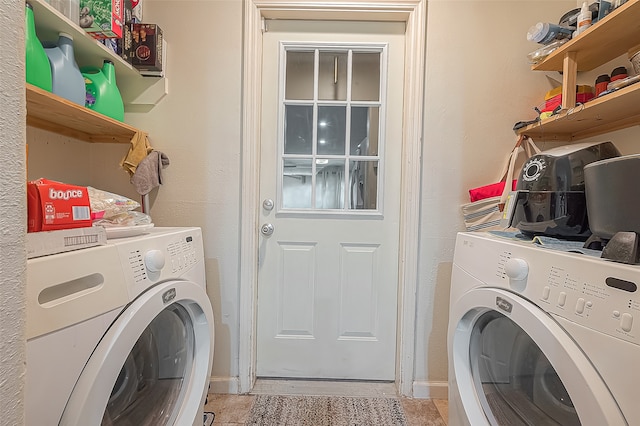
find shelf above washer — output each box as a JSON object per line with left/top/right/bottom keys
{"left": 27, "top": 84, "right": 142, "bottom": 144}
{"left": 29, "top": 0, "right": 164, "bottom": 105}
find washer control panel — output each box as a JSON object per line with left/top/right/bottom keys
{"left": 166, "top": 235, "right": 198, "bottom": 273}
{"left": 112, "top": 227, "right": 204, "bottom": 298}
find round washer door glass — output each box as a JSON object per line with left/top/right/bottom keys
{"left": 470, "top": 310, "right": 579, "bottom": 426}
{"left": 102, "top": 303, "right": 195, "bottom": 425}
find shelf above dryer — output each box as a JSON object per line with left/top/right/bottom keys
{"left": 519, "top": 0, "right": 640, "bottom": 142}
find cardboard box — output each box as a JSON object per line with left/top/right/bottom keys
{"left": 28, "top": 179, "right": 92, "bottom": 232}
{"left": 128, "top": 0, "right": 142, "bottom": 22}
{"left": 26, "top": 226, "right": 107, "bottom": 258}
{"left": 79, "top": 0, "right": 124, "bottom": 39}
{"left": 115, "top": 22, "right": 134, "bottom": 63}
{"left": 139, "top": 38, "right": 166, "bottom": 77}
{"left": 132, "top": 23, "right": 163, "bottom": 71}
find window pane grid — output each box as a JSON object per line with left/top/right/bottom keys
{"left": 281, "top": 45, "right": 383, "bottom": 212}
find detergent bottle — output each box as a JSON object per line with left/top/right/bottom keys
{"left": 25, "top": 2, "right": 52, "bottom": 91}
{"left": 82, "top": 60, "right": 125, "bottom": 122}
{"left": 44, "top": 33, "right": 85, "bottom": 105}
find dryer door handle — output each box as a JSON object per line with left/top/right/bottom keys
{"left": 505, "top": 258, "right": 529, "bottom": 281}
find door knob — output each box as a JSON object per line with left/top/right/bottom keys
{"left": 263, "top": 198, "right": 275, "bottom": 211}
{"left": 260, "top": 223, "right": 275, "bottom": 236}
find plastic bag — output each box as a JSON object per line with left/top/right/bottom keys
{"left": 88, "top": 186, "right": 140, "bottom": 219}
{"left": 93, "top": 211, "right": 152, "bottom": 228}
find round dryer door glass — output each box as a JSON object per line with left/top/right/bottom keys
{"left": 101, "top": 303, "right": 195, "bottom": 425}
{"left": 469, "top": 310, "right": 580, "bottom": 426}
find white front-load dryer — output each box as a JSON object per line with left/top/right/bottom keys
{"left": 448, "top": 232, "right": 640, "bottom": 425}
{"left": 26, "top": 227, "right": 214, "bottom": 426}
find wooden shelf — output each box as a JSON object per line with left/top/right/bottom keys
{"left": 520, "top": 1, "right": 640, "bottom": 141}
{"left": 532, "top": 0, "right": 640, "bottom": 72}
{"left": 30, "top": 0, "right": 162, "bottom": 104}
{"left": 518, "top": 82, "right": 640, "bottom": 141}
{"left": 26, "top": 84, "right": 141, "bottom": 144}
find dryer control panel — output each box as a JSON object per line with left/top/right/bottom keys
{"left": 454, "top": 232, "right": 640, "bottom": 346}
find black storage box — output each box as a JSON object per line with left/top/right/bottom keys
{"left": 510, "top": 141, "right": 620, "bottom": 239}
{"left": 132, "top": 23, "right": 163, "bottom": 71}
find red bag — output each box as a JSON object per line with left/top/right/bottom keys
{"left": 469, "top": 180, "right": 517, "bottom": 202}
{"left": 466, "top": 136, "right": 540, "bottom": 208}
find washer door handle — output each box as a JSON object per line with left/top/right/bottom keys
{"left": 144, "top": 249, "right": 166, "bottom": 272}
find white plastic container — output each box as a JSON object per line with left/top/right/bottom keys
{"left": 527, "top": 22, "right": 573, "bottom": 45}
{"left": 576, "top": 2, "right": 592, "bottom": 35}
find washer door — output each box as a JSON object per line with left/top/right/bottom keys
{"left": 450, "top": 287, "right": 626, "bottom": 426}
{"left": 60, "top": 280, "right": 214, "bottom": 426}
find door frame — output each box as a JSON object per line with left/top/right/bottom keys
{"left": 239, "top": 0, "right": 426, "bottom": 396}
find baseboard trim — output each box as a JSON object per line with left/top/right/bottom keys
{"left": 412, "top": 380, "right": 448, "bottom": 399}
{"left": 209, "top": 376, "right": 240, "bottom": 394}
{"left": 251, "top": 379, "right": 398, "bottom": 398}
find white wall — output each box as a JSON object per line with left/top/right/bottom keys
{"left": 415, "top": 0, "right": 579, "bottom": 396}
{"left": 21, "top": 0, "right": 640, "bottom": 399}
{"left": 1, "top": 0, "right": 26, "bottom": 422}
{"left": 122, "top": 0, "right": 244, "bottom": 387}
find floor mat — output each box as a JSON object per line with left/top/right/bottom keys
{"left": 245, "top": 395, "right": 408, "bottom": 425}
{"left": 204, "top": 411, "right": 215, "bottom": 426}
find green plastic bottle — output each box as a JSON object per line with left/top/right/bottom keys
{"left": 82, "top": 60, "right": 125, "bottom": 122}
{"left": 25, "top": 2, "right": 52, "bottom": 91}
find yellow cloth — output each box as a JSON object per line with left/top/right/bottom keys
{"left": 120, "top": 131, "right": 153, "bottom": 176}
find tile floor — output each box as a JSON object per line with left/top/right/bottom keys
{"left": 205, "top": 390, "right": 448, "bottom": 425}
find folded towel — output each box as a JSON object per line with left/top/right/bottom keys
{"left": 131, "top": 151, "right": 170, "bottom": 195}
{"left": 120, "top": 132, "right": 153, "bottom": 176}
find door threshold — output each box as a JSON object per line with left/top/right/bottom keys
{"left": 251, "top": 378, "right": 398, "bottom": 398}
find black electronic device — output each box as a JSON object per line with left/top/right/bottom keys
{"left": 509, "top": 141, "right": 620, "bottom": 239}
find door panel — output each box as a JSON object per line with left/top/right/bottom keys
{"left": 257, "top": 20, "right": 405, "bottom": 380}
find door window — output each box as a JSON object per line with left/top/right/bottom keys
{"left": 469, "top": 311, "right": 580, "bottom": 426}
{"left": 281, "top": 45, "right": 384, "bottom": 212}
{"left": 101, "top": 303, "right": 195, "bottom": 426}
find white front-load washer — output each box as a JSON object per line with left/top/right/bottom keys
{"left": 448, "top": 231, "right": 640, "bottom": 425}
{"left": 26, "top": 227, "right": 214, "bottom": 426}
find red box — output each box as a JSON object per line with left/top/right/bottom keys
{"left": 28, "top": 179, "right": 92, "bottom": 233}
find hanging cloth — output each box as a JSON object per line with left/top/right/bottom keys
{"left": 120, "top": 131, "right": 153, "bottom": 176}
{"left": 130, "top": 150, "right": 170, "bottom": 195}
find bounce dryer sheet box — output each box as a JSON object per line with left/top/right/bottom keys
{"left": 79, "top": 0, "right": 124, "bottom": 39}
{"left": 26, "top": 226, "right": 107, "bottom": 258}
{"left": 27, "top": 179, "right": 92, "bottom": 233}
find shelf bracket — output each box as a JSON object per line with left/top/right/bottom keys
{"left": 125, "top": 78, "right": 169, "bottom": 113}
{"left": 562, "top": 51, "right": 578, "bottom": 110}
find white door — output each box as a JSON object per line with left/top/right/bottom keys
{"left": 256, "top": 20, "right": 405, "bottom": 380}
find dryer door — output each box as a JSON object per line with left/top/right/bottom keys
{"left": 60, "top": 279, "right": 214, "bottom": 426}
{"left": 450, "top": 287, "right": 626, "bottom": 426}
